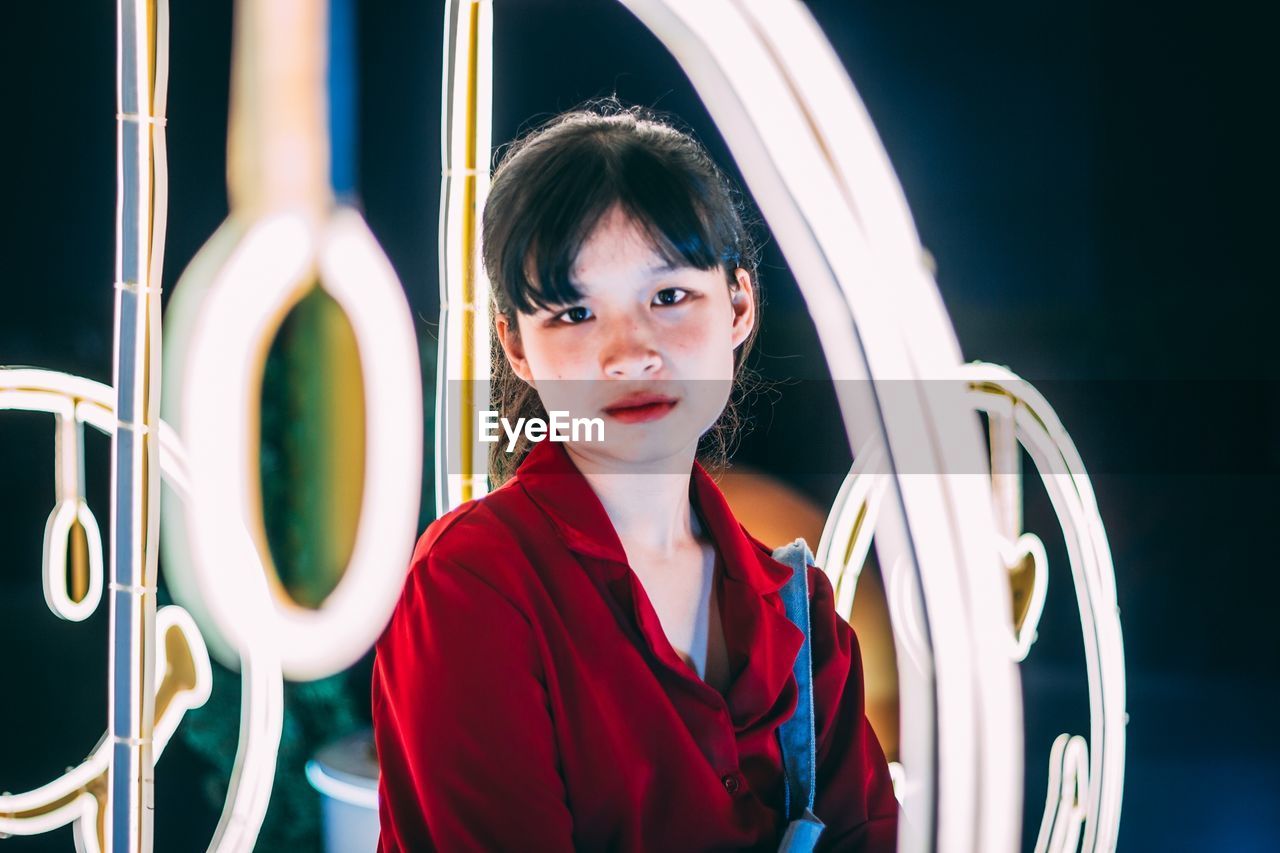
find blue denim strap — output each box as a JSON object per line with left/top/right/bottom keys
{"left": 771, "top": 538, "right": 826, "bottom": 852}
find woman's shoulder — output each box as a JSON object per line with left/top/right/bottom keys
{"left": 374, "top": 486, "right": 553, "bottom": 695}
{"left": 403, "top": 478, "right": 550, "bottom": 601}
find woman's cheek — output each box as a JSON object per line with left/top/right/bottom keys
{"left": 672, "top": 324, "right": 736, "bottom": 379}
{"left": 530, "top": 339, "right": 602, "bottom": 418}
{"left": 527, "top": 332, "right": 583, "bottom": 380}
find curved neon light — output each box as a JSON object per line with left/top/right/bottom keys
{"left": 1, "top": 367, "right": 280, "bottom": 853}
{"left": 35, "top": 399, "right": 106, "bottom": 622}
{"left": 1034, "top": 734, "right": 1090, "bottom": 853}
{"left": 813, "top": 365, "right": 1126, "bottom": 850}
{"left": 960, "top": 364, "right": 1127, "bottom": 852}
{"left": 41, "top": 497, "right": 105, "bottom": 622}
{"left": 158, "top": 0, "right": 422, "bottom": 847}
{"left": 0, "top": 606, "right": 212, "bottom": 852}
{"left": 604, "top": 3, "right": 1021, "bottom": 848}
{"left": 437, "top": 0, "right": 494, "bottom": 511}
{"left": 163, "top": 208, "right": 423, "bottom": 682}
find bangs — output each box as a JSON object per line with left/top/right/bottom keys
{"left": 486, "top": 120, "right": 745, "bottom": 316}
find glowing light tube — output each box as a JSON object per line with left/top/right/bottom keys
{"left": 157, "top": 1, "right": 421, "bottom": 848}
{"left": 108, "top": 0, "right": 170, "bottom": 848}
{"left": 811, "top": 365, "right": 1125, "bottom": 850}
{"left": 437, "top": 0, "right": 495, "bottom": 512}
{"left": 0, "top": 606, "right": 212, "bottom": 853}
{"left": 610, "top": 2, "right": 1022, "bottom": 849}
{"left": 163, "top": 209, "right": 423, "bottom": 683}
{"left": 39, "top": 399, "right": 105, "bottom": 622}
{"left": 961, "top": 364, "right": 1127, "bottom": 853}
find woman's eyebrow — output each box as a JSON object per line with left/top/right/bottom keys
{"left": 644, "top": 260, "right": 679, "bottom": 276}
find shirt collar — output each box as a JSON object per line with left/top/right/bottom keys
{"left": 514, "top": 438, "right": 794, "bottom": 594}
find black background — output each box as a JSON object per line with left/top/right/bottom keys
{"left": 2, "top": 1, "right": 1276, "bottom": 850}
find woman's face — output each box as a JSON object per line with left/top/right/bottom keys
{"left": 495, "top": 204, "right": 755, "bottom": 470}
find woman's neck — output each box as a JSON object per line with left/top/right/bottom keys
{"left": 562, "top": 442, "right": 705, "bottom": 558}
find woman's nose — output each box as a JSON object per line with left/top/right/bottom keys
{"left": 601, "top": 321, "right": 663, "bottom": 378}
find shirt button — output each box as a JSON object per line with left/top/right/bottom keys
{"left": 721, "top": 772, "right": 740, "bottom": 794}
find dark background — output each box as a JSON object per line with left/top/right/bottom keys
{"left": 2, "top": 1, "right": 1276, "bottom": 850}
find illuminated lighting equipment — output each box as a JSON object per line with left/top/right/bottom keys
{"left": 164, "top": 212, "right": 422, "bottom": 681}
{"left": 41, "top": 398, "right": 106, "bottom": 623}
{"left": 159, "top": 0, "right": 421, "bottom": 848}
{"left": 107, "top": 0, "right": 171, "bottom": 847}
{"left": 815, "top": 443, "right": 888, "bottom": 619}
{"left": 814, "top": 364, "right": 1126, "bottom": 851}
{"left": 888, "top": 761, "right": 906, "bottom": 803}
{"left": 437, "top": 0, "right": 495, "bottom": 512}
{"left": 0, "top": 370, "right": 188, "bottom": 503}
{"left": 1035, "top": 733, "right": 1090, "bottom": 853}
{"left": 162, "top": 0, "right": 422, "bottom": 681}
{"left": 452, "top": 1, "right": 1022, "bottom": 848}
{"left": 0, "top": 370, "right": 209, "bottom": 852}
{"left": 0, "top": 606, "right": 211, "bottom": 853}
{"left": 999, "top": 532, "right": 1049, "bottom": 663}
{"left": 961, "top": 364, "right": 1126, "bottom": 853}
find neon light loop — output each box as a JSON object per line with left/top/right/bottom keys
{"left": 812, "top": 366, "right": 1126, "bottom": 851}
{"left": 155, "top": 0, "right": 424, "bottom": 848}
{"left": 43, "top": 396, "right": 106, "bottom": 622}
{"left": 961, "top": 365, "right": 1127, "bottom": 853}
{"left": 0, "top": 370, "right": 213, "bottom": 853}
{"left": 159, "top": 0, "right": 423, "bottom": 686}
{"left": 160, "top": 210, "right": 423, "bottom": 682}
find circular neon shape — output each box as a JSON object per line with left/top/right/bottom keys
{"left": 812, "top": 365, "right": 1126, "bottom": 852}
{"left": 0, "top": 371, "right": 175, "bottom": 625}
{"left": 0, "top": 372, "right": 213, "bottom": 850}
{"left": 41, "top": 497, "right": 104, "bottom": 622}
{"left": 161, "top": 208, "right": 423, "bottom": 682}
{"left": 961, "top": 364, "right": 1126, "bottom": 853}
{"left": 0, "top": 368, "right": 271, "bottom": 853}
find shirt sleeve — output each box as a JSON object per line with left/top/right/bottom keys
{"left": 370, "top": 552, "right": 574, "bottom": 852}
{"left": 806, "top": 566, "right": 900, "bottom": 853}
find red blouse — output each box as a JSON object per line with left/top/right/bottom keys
{"left": 371, "top": 437, "right": 899, "bottom": 851}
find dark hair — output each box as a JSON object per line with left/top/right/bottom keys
{"left": 483, "top": 97, "right": 765, "bottom": 487}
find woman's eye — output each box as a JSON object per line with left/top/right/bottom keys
{"left": 654, "top": 287, "right": 691, "bottom": 307}
{"left": 552, "top": 305, "right": 593, "bottom": 325}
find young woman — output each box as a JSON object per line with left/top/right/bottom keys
{"left": 371, "top": 100, "right": 899, "bottom": 852}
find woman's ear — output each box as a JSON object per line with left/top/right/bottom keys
{"left": 494, "top": 313, "right": 535, "bottom": 385}
{"left": 729, "top": 268, "right": 756, "bottom": 349}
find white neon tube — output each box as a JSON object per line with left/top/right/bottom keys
{"left": 611, "top": 3, "right": 1023, "bottom": 850}
{"left": 960, "top": 363, "right": 1127, "bottom": 852}
{"left": 0, "top": 606, "right": 212, "bottom": 853}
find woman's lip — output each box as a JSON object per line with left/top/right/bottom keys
{"left": 602, "top": 400, "right": 678, "bottom": 424}
{"left": 603, "top": 394, "right": 677, "bottom": 412}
